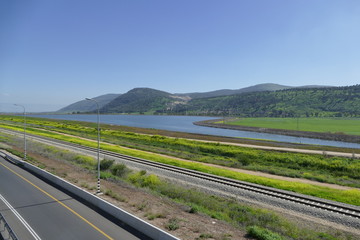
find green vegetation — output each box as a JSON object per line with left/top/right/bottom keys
{"left": 111, "top": 163, "right": 128, "bottom": 177}
{"left": 144, "top": 211, "right": 165, "bottom": 221}
{"left": 104, "top": 189, "right": 127, "bottom": 202}
{"left": 37, "top": 144, "right": 354, "bottom": 239}
{"left": 3, "top": 116, "right": 360, "bottom": 205}
{"left": 247, "top": 226, "right": 284, "bottom": 240}
{"left": 100, "top": 159, "right": 115, "bottom": 170}
{"left": 57, "top": 85, "right": 360, "bottom": 116}
{"left": 101, "top": 88, "right": 178, "bottom": 114}
{"left": 1, "top": 136, "right": 355, "bottom": 240}
{"left": 183, "top": 85, "right": 360, "bottom": 117}
{"left": 1, "top": 116, "right": 360, "bottom": 205}
{"left": 3, "top": 115, "right": 360, "bottom": 187}
{"left": 196, "top": 233, "right": 213, "bottom": 239}
{"left": 226, "top": 117, "right": 360, "bottom": 136}
{"left": 165, "top": 218, "right": 180, "bottom": 231}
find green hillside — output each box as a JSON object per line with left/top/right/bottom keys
{"left": 56, "top": 83, "right": 335, "bottom": 115}
{"left": 101, "top": 88, "right": 184, "bottom": 114}
{"left": 180, "top": 83, "right": 292, "bottom": 99}
{"left": 182, "top": 85, "right": 360, "bottom": 117}
{"left": 96, "top": 85, "right": 360, "bottom": 117}
{"left": 56, "top": 84, "right": 359, "bottom": 117}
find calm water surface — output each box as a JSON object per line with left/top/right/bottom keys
{"left": 32, "top": 114, "right": 360, "bottom": 149}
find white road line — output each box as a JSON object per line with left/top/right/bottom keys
{"left": 0, "top": 193, "right": 42, "bottom": 240}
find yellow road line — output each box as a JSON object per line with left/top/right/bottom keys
{"left": 0, "top": 161, "right": 114, "bottom": 240}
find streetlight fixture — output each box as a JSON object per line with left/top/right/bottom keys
{"left": 14, "top": 104, "right": 27, "bottom": 160}
{"left": 85, "top": 98, "right": 101, "bottom": 194}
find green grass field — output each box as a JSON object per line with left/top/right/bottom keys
{"left": 226, "top": 117, "right": 360, "bottom": 136}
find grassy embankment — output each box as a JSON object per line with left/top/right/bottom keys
{"left": 225, "top": 117, "right": 360, "bottom": 135}
{"left": 1, "top": 115, "right": 360, "bottom": 206}
{"left": 1, "top": 134, "right": 355, "bottom": 240}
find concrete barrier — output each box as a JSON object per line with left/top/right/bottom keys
{"left": 0, "top": 213, "right": 19, "bottom": 240}
{"left": 1, "top": 151, "right": 179, "bottom": 240}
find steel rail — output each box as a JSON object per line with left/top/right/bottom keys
{"left": 74, "top": 144, "right": 360, "bottom": 219}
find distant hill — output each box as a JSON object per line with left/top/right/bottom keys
{"left": 99, "top": 84, "right": 295, "bottom": 114}
{"left": 100, "top": 88, "right": 187, "bottom": 114}
{"left": 180, "top": 83, "right": 292, "bottom": 99}
{"left": 183, "top": 85, "right": 360, "bottom": 117}
{"left": 57, "top": 94, "right": 121, "bottom": 113}
{"left": 56, "top": 83, "right": 344, "bottom": 116}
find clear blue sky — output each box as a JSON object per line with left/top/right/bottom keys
{"left": 1, "top": 0, "right": 360, "bottom": 112}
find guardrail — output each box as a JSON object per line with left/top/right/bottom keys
{"left": 0, "top": 213, "right": 19, "bottom": 240}
{"left": 0, "top": 151, "right": 179, "bottom": 240}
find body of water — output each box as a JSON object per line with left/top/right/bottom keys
{"left": 31, "top": 114, "right": 360, "bottom": 149}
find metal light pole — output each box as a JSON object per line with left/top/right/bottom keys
{"left": 85, "top": 98, "right": 101, "bottom": 194}
{"left": 14, "top": 104, "right": 27, "bottom": 160}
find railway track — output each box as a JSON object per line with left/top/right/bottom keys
{"left": 1, "top": 128, "right": 360, "bottom": 220}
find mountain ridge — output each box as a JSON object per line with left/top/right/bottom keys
{"left": 101, "top": 88, "right": 176, "bottom": 114}
{"left": 184, "top": 85, "right": 360, "bottom": 117}
{"left": 176, "top": 83, "right": 292, "bottom": 99}
{"left": 56, "top": 83, "right": 306, "bottom": 113}
{"left": 54, "top": 83, "right": 358, "bottom": 117}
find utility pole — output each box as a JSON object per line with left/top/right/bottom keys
{"left": 85, "top": 98, "right": 101, "bottom": 195}
{"left": 14, "top": 104, "right": 26, "bottom": 160}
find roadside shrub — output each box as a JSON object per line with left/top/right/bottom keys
{"left": 100, "top": 171, "right": 113, "bottom": 179}
{"left": 197, "top": 233, "right": 213, "bottom": 239}
{"left": 104, "top": 189, "right": 127, "bottom": 202}
{"left": 128, "top": 172, "right": 145, "bottom": 186}
{"left": 111, "top": 163, "right": 128, "bottom": 177}
{"left": 316, "top": 232, "right": 338, "bottom": 240}
{"left": 142, "top": 174, "right": 161, "bottom": 188}
{"left": 247, "top": 226, "right": 284, "bottom": 240}
{"left": 128, "top": 171, "right": 161, "bottom": 188}
{"left": 165, "top": 218, "right": 180, "bottom": 231}
{"left": 144, "top": 212, "right": 165, "bottom": 220}
{"left": 188, "top": 204, "right": 199, "bottom": 214}
{"left": 74, "top": 155, "right": 96, "bottom": 166}
{"left": 100, "top": 159, "right": 114, "bottom": 170}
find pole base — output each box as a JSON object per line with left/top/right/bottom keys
{"left": 94, "top": 191, "right": 103, "bottom": 196}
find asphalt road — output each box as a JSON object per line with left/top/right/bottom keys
{"left": 0, "top": 156, "right": 147, "bottom": 240}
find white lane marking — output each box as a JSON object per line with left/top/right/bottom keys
{"left": 0, "top": 193, "right": 42, "bottom": 240}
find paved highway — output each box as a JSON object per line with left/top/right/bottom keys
{"left": 0, "top": 156, "right": 147, "bottom": 240}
